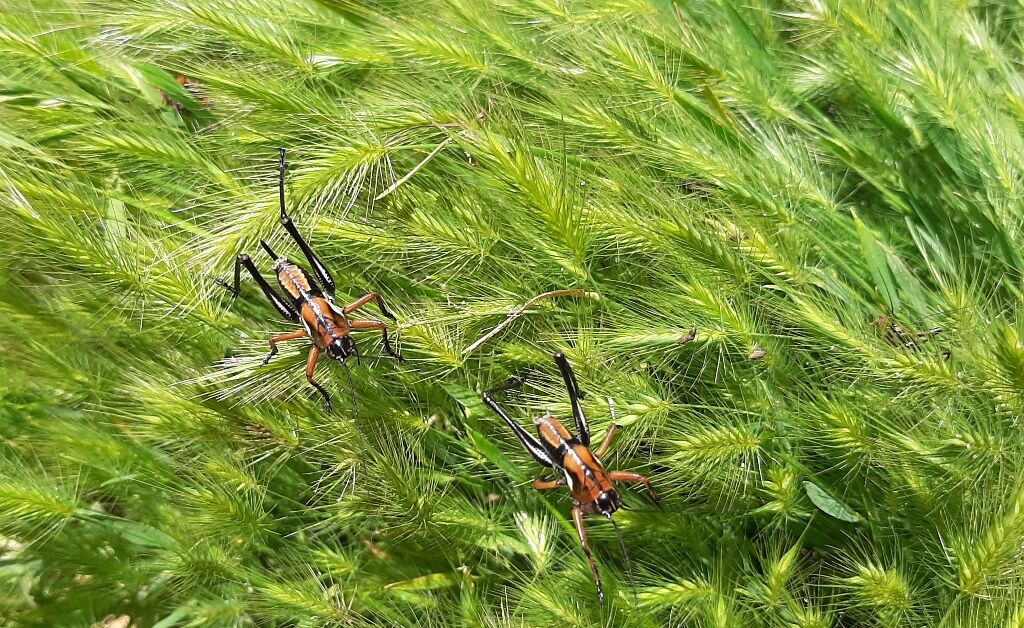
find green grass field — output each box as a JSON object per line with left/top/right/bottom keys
{"left": 3, "top": 0, "right": 1024, "bottom": 625}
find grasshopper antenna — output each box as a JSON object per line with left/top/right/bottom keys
{"left": 341, "top": 359, "right": 359, "bottom": 423}
{"left": 607, "top": 393, "right": 638, "bottom": 606}
{"left": 608, "top": 514, "right": 638, "bottom": 609}
{"left": 341, "top": 359, "right": 372, "bottom": 476}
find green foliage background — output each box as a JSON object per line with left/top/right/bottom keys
{"left": 3, "top": 0, "right": 1024, "bottom": 625}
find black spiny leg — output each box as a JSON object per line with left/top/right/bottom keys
{"left": 481, "top": 387, "right": 554, "bottom": 468}
{"left": 378, "top": 324, "right": 402, "bottom": 362}
{"left": 215, "top": 251, "right": 245, "bottom": 298}
{"left": 276, "top": 148, "right": 337, "bottom": 296}
{"left": 217, "top": 253, "right": 298, "bottom": 322}
{"left": 554, "top": 352, "right": 590, "bottom": 446}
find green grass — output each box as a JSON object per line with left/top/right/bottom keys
{"left": 2, "top": 0, "right": 1024, "bottom": 625}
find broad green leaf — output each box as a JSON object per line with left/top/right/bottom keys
{"left": 853, "top": 209, "right": 900, "bottom": 316}
{"left": 76, "top": 510, "right": 176, "bottom": 549}
{"left": 803, "top": 482, "right": 862, "bottom": 523}
{"left": 385, "top": 571, "right": 463, "bottom": 592}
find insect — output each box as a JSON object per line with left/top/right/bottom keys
{"left": 871, "top": 314, "right": 942, "bottom": 350}
{"left": 217, "top": 148, "right": 403, "bottom": 412}
{"left": 481, "top": 352, "right": 659, "bottom": 602}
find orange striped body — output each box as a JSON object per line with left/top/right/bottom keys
{"left": 276, "top": 260, "right": 315, "bottom": 300}
{"left": 300, "top": 297, "right": 350, "bottom": 349}
{"left": 535, "top": 414, "right": 619, "bottom": 514}
{"left": 276, "top": 261, "right": 351, "bottom": 350}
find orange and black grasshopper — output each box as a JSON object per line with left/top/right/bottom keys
{"left": 217, "top": 149, "right": 403, "bottom": 412}
{"left": 482, "top": 353, "right": 659, "bottom": 602}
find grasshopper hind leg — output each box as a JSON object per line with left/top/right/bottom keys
{"left": 217, "top": 253, "right": 298, "bottom": 322}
